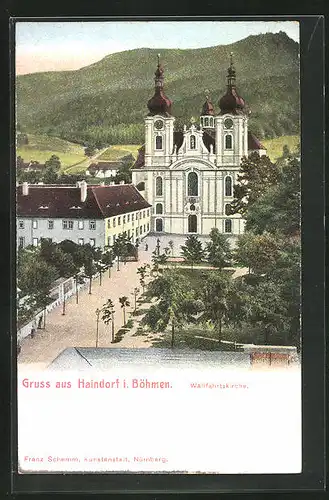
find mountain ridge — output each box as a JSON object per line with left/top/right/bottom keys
{"left": 16, "top": 32, "right": 300, "bottom": 145}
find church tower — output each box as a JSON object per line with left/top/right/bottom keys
{"left": 144, "top": 55, "right": 175, "bottom": 168}
{"left": 215, "top": 53, "right": 249, "bottom": 166}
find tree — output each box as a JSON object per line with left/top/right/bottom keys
{"left": 102, "top": 249, "right": 114, "bottom": 278}
{"left": 132, "top": 287, "right": 140, "bottom": 312}
{"left": 112, "top": 233, "right": 131, "bottom": 271}
{"left": 200, "top": 271, "right": 232, "bottom": 341}
{"left": 39, "top": 239, "right": 77, "bottom": 278}
{"left": 246, "top": 154, "right": 300, "bottom": 237}
{"left": 119, "top": 296, "right": 130, "bottom": 325}
{"left": 85, "top": 145, "right": 96, "bottom": 157}
{"left": 235, "top": 232, "right": 281, "bottom": 276}
{"left": 83, "top": 257, "right": 97, "bottom": 294}
{"left": 143, "top": 270, "right": 198, "bottom": 348}
{"left": 206, "top": 228, "right": 232, "bottom": 269}
{"left": 137, "top": 264, "right": 149, "bottom": 293}
{"left": 180, "top": 235, "right": 205, "bottom": 269}
{"left": 101, "top": 299, "right": 115, "bottom": 343}
{"left": 43, "top": 166, "right": 59, "bottom": 183}
{"left": 231, "top": 152, "right": 280, "bottom": 216}
{"left": 44, "top": 154, "right": 61, "bottom": 171}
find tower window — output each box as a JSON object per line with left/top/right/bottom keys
{"left": 200, "top": 117, "right": 204, "bottom": 127}
{"left": 190, "top": 135, "right": 196, "bottom": 149}
{"left": 225, "top": 219, "right": 232, "bottom": 233}
{"left": 156, "top": 176, "right": 163, "bottom": 196}
{"left": 188, "top": 172, "right": 198, "bottom": 196}
{"left": 210, "top": 117, "right": 214, "bottom": 127}
{"left": 155, "top": 135, "right": 163, "bottom": 150}
{"left": 225, "top": 134, "right": 233, "bottom": 149}
{"left": 155, "top": 203, "right": 163, "bottom": 214}
{"left": 225, "top": 176, "right": 233, "bottom": 197}
{"left": 204, "top": 117, "right": 209, "bottom": 127}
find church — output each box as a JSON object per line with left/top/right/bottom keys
{"left": 131, "top": 54, "right": 266, "bottom": 236}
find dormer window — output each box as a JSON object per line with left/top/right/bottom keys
{"left": 38, "top": 205, "right": 49, "bottom": 209}
{"left": 70, "top": 206, "right": 82, "bottom": 210}
{"left": 190, "top": 135, "right": 196, "bottom": 149}
{"left": 155, "top": 135, "right": 163, "bottom": 150}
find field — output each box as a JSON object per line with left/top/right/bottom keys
{"left": 17, "top": 134, "right": 86, "bottom": 170}
{"left": 262, "top": 135, "right": 299, "bottom": 161}
{"left": 97, "top": 144, "right": 141, "bottom": 161}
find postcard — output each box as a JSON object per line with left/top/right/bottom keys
{"left": 15, "top": 19, "right": 301, "bottom": 474}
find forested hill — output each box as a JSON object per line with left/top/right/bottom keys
{"left": 17, "top": 31, "right": 299, "bottom": 146}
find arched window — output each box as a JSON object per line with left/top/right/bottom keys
{"left": 188, "top": 171, "right": 198, "bottom": 196}
{"left": 155, "top": 203, "right": 163, "bottom": 214}
{"left": 188, "top": 214, "right": 197, "bottom": 233}
{"left": 155, "top": 218, "right": 163, "bottom": 232}
{"left": 225, "top": 219, "right": 232, "bottom": 233}
{"left": 155, "top": 135, "right": 163, "bottom": 150}
{"left": 204, "top": 117, "right": 209, "bottom": 127}
{"left": 225, "top": 176, "right": 232, "bottom": 197}
{"left": 210, "top": 117, "right": 214, "bottom": 127}
{"left": 156, "top": 176, "right": 163, "bottom": 196}
{"left": 225, "top": 134, "right": 233, "bottom": 149}
{"left": 200, "top": 117, "right": 204, "bottom": 127}
{"left": 225, "top": 203, "right": 231, "bottom": 216}
{"left": 190, "top": 135, "right": 196, "bottom": 149}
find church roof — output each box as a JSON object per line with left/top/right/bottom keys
{"left": 248, "top": 132, "right": 266, "bottom": 151}
{"left": 147, "top": 56, "right": 172, "bottom": 116}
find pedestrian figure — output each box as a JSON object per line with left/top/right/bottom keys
{"left": 145, "top": 243, "right": 148, "bottom": 251}
{"left": 38, "top": 315, "right": 43, "bottom": 329}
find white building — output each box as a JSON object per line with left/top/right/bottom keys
{"left": 132, "top": 54, "right": 267, "bottom": 236}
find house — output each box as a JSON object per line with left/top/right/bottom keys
{"left": 16, "top": 181, "right": 151, "bottom": 249}
{"left": 85, "top": 161, "right": 122, "bottom": 178}
{"left": 17, "top": 160, "right": 46, "bottom": 172}
{"left": 132, "top": 54, "right": 267, "bottom": 236}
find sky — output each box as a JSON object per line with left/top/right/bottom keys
{"left": 15, "top": 20, "right": 299, "bottom": 75}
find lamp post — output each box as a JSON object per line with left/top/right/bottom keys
{"left": 156, "top": 238, "right": 160, "bottom": 256}
{"left": 111, "top": 309, "right": 115, "bottom": 343}
{"left": 95, "top": 308, "right": 101, "bottom": 347}
{"left": 135, "top": 240, "right": 139, "bottom": 261}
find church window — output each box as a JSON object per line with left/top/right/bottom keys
{"left": 225, "top": 134, "right": 233, "bottom": 149}
{"left": 155, "top": 203, "right": 163, "bottom": 214}
{"left": 225, "top": 176, "right": 232, "bottom": 197}
{"left": 224, "top": 219, "right": 232, "bottom": 233}
{"left": 210, "top": 117, "right": 214, "bottom": 127}
{"left": 201, "top": 117, "right": 204, "bottom": 127}
{"left": 156, "top": 176, "right": 163, "bottom": 196}
{"left": 155, "top": 218, "right": 163, "bottom": 232}
{"left": 225, "top": 203, "right": 232, "bottom": 216}
{"left": 204, "top": 117, "right": 209, "bottom": 127}
{"left": 187, "top": 172, "right": 198, "bottom": 196}
{"left": 190, "top": 135, "right": 196, "bottom": 149}
{"left": 155, "top": 135, "right": 163, "bottom": 150}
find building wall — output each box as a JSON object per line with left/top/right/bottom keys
{"left": 104, "top": 208, "right": 151, "bottom": 247}
{"left": 16, "top": 217, "right": 105, "bottom": 248}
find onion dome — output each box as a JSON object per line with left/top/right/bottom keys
{"left": 201, "top": 91, "right": 215, "bottom": 116}
{"left": 219, "top": 52, "right": 246, "bottom": 115}
{"left": 147, "top": 54, "right": 172, "bottom": 116}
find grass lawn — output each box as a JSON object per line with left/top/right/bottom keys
{"left": 97, "top": 144, "right": 141, "bottom": 161}
{"left": 17, "top": 134, "right": 86, "bottom": 169}
{"left": 262, "top": 135, "right": 299, "bottom": 161}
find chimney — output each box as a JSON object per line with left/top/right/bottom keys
{"left": 22, "top": 182, "right": 29, "bottom": 196}
{"left": 80, "top": 180, "right": 87, "bottom": 202}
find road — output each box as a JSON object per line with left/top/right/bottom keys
{"left": 18, "top": 249, "right": 153, "bottom": 370}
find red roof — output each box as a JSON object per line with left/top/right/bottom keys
{"left": 248, "top": 132, "right": 266, "bottom": 151}
{"left": 17, "top": 184, "right": 151, "bottom": 219}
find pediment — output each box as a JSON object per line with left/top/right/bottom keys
{"left": 170, "top": 158, "right": 217, "bottom": 171}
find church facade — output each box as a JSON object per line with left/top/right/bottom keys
{"left": 132, "top": 54, "right": 266, "bottom": 236}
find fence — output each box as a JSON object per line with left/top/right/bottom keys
{"left": 17, "top": 274, "right": 92, "bottom": 344}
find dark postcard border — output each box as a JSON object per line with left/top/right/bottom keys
{"left": 2, "top": 14, "right": 325, "bottom": 495}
